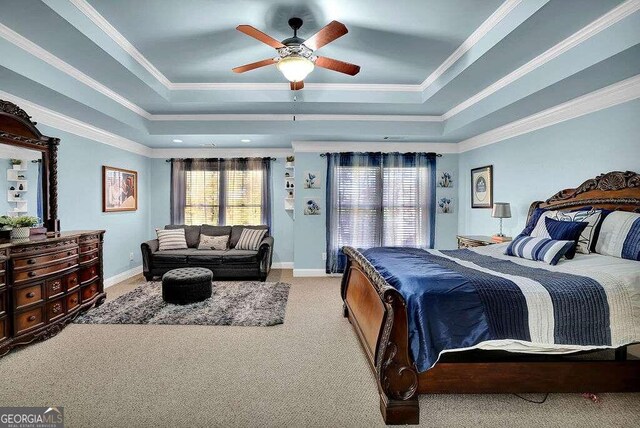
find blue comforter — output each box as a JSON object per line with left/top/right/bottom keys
{"left": 360, "top": 247, "right": 611, "bottom": 372}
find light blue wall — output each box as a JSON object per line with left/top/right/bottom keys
{"left": 293, "top": 152, "right": 460, "bottom": 271}
{"left": 39, "top": 125, "right": 152, "bottom": 279}
{"left": 147, "top": 157, "right": 294, "bottom": 266}
{"left": 458, "top": 99, "right": 640, "bottom": 238}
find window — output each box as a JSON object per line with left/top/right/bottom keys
{"left": 171, "top": 158, "right": 271, "bottom": 227}
{"left": 326, "top": 152, "right": 436, "bottom": 273}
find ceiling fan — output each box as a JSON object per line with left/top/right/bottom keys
{"left": 232, "top": 17, "right": 360, "bottom": 90}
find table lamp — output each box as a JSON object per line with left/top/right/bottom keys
{"left": 491, "top": 202, "right": 511, "bottom": 239}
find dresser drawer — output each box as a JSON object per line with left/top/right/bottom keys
{"left": 80, "top": 242, "right": 100, "bottom": 254}
{"left": 14, "top": 283, "right": 45, "bottom": 310}
{"left": 14, "top": 306, "right": 45, "bottom": 335}
{"left": 13, "top": 259, "right": 78, "bottom": 284}
{"left": 81, "top": 282, "right": 100, "bottom": 302}
{"left": 46, "top": 277, "right": 65, "bottom": 299}
{"left": 79, "top": 249, "right": 99, "bottom": 264}
{"left": 46, "top": 298, "right": 65, "bottom": 322}
{"left": 0, "top": 317, "right": 6, "bottom": 342}
{"left": 79, "top": 264, "right": 99, "bottom": 285}
{"left": 0, "top": 272, "right": 5, "bottom": 288}
{"left": 13, "top": 248, "right": 78, "bottom": 269}
{"left": 65, "top": 271, "right": 79, "bottom": 291}
{"left": 0, "top": 289, "right": 5, "bottom": 316}
{"left": 66, "top": 291, "right": 80, "bottom": 312}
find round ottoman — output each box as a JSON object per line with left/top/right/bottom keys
{"left": 161, "top": 267, "right": 213, "bottom": 305}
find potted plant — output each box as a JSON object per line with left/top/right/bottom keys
{"left": 9, "top": 215, "right": 39, "bottom": 239}
{"left": 0, "top": 216, "right": 12, "bottom": 231}
{"left": 285, "top": 156, "right": 294, "bottom": 168}
{"left": 10, "top": 159, "right": 22, "bottom": 170}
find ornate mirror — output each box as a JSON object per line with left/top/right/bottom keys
{"left": 0, "top": 100, "right": 59, "bottom": 232}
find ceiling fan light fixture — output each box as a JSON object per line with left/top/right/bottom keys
{"left": 277, "top": 55, "right": 314, "bottom": 82}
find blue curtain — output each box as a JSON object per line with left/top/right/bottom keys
{"left": 326, "top": 152, "right": 437, "bottom": 273}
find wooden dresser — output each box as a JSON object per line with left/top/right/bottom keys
{"left": 0, "top": 230, "right": 105, "bottom": 357}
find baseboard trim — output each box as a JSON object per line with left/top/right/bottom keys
{"left": 272, "top": 262, "right": 294, "bottom": 269}
{"left": 293, "top": 269, "right": 342, "bottom": 277}
{"left": 104, "top": 265, "right": 143, "bottom": 288}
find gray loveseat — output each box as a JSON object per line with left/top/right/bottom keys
{"left": 141, "top": 225, "right": 273, "bottom": 282}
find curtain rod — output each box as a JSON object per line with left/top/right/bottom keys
{"left": 319, "top": 152, "right": 442, "bottom": 157}
{"left": 166, "top": 157, "right": 276, "bottom": 162}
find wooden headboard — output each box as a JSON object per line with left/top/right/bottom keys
{"left": 527, "top": 171, "right": 640, "bottom": 220}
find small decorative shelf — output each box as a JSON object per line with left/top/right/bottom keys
{"left": 284, "top": 158, "right": 295, "bottom": 215}
{"left": 7, "top": 162, "right": 27, "bottom": 216}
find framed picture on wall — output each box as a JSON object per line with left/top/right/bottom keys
{"left": 470, "top": 165, "right": 493, "bottom": 209}
{"left": 102, "top": 166, "right": 138, "bottom": 212}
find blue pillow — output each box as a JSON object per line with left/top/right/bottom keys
{"left": 505, "top": 236, "right": 576, "bottom": 265}
{"left": 542, "top": 218, "right": 588, "bottom": 259}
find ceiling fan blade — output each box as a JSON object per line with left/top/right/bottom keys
{"left": 290, "top": 81, "right": 304, "bottom": 91}
{"left": 236, "top": 25, "right": 285, "bottom": 49}
{"left": 303, "top": 20, "right": 348, "bottom": 51}
{"left": 232, "top": 58, "right": 277, "bottom": 73}
{"left": 315, "top": 56, "right": 360, "bottom": 76}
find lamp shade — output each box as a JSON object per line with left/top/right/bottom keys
{"left": 492, "top": 202, "right": 511, "bottom": 218}
{"left": 276, "top": 55, "right": 314, "bottom": 82}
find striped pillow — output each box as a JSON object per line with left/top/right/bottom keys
{"left": 505, "top": 235, "right": 575, "bottom": 265}
{"left": 156, "top": 229, "right": 188, "bottom": 251}
{"left": 595, "top": 211, "right": 640, "bottom": 261}
{"left": 235, "top": 228, "right": 267, "bottom": 250}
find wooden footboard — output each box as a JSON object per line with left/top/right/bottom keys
{"left": 341, "top": 246, "right": 640, "bottom": 426}
{"left": 341, "top": 248, "right": 419, "bottom": 425}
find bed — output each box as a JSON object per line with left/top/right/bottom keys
{"left": 340, "top": 171, "right": 640, "bottom": 425}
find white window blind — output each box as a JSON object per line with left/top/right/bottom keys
{"left": 184, "top": 169, "right": 263, "bottom": 226}
{"left": 335, "top": 164, "right": 429, "bottom": 249}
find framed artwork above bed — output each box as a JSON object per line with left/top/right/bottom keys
{"left": 471, "top": 165, "right": 493, "bottom": 209}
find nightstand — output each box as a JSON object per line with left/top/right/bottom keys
{"left": 456, "top": 235, "right": 511, "bottom": 249}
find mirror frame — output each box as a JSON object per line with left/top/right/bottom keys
{"left": 0, "top": 100, "right": 59, "bottom": 232}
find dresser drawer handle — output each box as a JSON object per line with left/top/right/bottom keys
{"left": 27, "top": 315, "right": 36, "bottom": 322}
{"left": 69, "top": 277, "right": 77, "bottom": 284}
{"left": 70, "top": 298, "right": 78, "bottom": 304}
{"left": 28, "top": 272, "right": 37, "bottom": 278}
{"left": 26, "top": 291, "right": 35, "bottom": 298}
{"left": 27, "top": 259, "right": 36, "bottom": 265}
{"left": 67, "top": 251, "right": 72, "bottom": 256}
{"left": 68, "top": 262, "right": 73, "bottom": 267}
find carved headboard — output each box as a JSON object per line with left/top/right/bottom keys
{"left": 527, "top": 171, "right": 640, "bottom": 220}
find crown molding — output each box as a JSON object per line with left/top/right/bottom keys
{"left": 0, "top": 22, "right": 152, "bottom": 120}
{"left": 419, "top": 0, "right": 522, "bottom": 91}
{"left": 0, "top": 90, "right": 152, "bottom": 157}
{"left": 149, "top": 147, "right": 293, "bottom": 159}
{"left": 149, "top": 114, "right": 442, "bottom": 122}
{"left": 68, "top": 0, "right": 172, "bottom": 88}
{"left": 291, "top": 141, "right": 459, "bottom": 154}
{"left": 458, "top": 74, "right": 640, "bottom": 152}
{"left": 443, "top": 0, "right": 640, "bottom": 120}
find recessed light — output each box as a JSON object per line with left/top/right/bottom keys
{"left": 241, "top": 139, "right": 251, "bottom": 143}
{"left": 172, "top": 139, "right": 183, "bottom": 143}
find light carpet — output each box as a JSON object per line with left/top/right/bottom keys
{"left": 0, "top": 270, "right": 638, "bottom": 428}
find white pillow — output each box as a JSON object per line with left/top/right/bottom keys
{"left": 530, "top": 209, "right": 602, "bottom": 254}
{"left": 235, "top": 228, "right": 267, "bottom": 250}
{"left": 595, "top": 211, "right": 640, "bottom": 261}
{"left": 198, "top": 234, "right": 229, "bottom": 250}
{"left": 156, "top": 229, "right": 188, "bottom": 251}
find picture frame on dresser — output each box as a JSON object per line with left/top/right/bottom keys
{"left": 471, "top": 165, "right": 493, "bottom": 209}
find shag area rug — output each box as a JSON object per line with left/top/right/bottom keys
{"left": 74, "top": 281, "right": 290, "bottom": 326}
